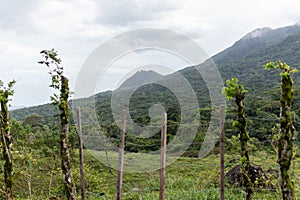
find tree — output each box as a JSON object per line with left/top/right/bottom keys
{"left": 223, "top": 78, "right": 253, "bottom": 200}
{"left": 22, "top": 113, "right": 45, "bottom": 131}
{"left": 39, "top": 49, "right": 77, "bottom": 200}
{"left": 0, "top": 79, "right": 16, "bottom": 200}
{"left": 264, "top": 61, "right": 298, "bottom": 200}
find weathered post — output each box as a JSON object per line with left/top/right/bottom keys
{"left": 160, "top": 112, "right": 167, "bottom": 200}
{"left": 77, "top": 107, "right": 85, "bottom": 200}
{"left": 116, "top": 110, "right": 127, "bottom": 200}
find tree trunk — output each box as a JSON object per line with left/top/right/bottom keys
{"left": 59, "top": 76, "right": 77, "bottom": 200}
{"left": 278, "top": 73, "right": 295, "bottom": 200}
{"left": 236, "top": 93, "right": 252, "bottom": 200}
{"left": 0, "top": 93, "right": 13, "bottom": 200}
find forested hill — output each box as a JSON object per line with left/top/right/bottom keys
{"left": 213, "top": 24, "right": 300, "bottom": 92}
{"left": 118, "top": 70, "right": 164, "bottom": 89}
{"left": 11, "top": 24, "right": 300, "bottom": 147}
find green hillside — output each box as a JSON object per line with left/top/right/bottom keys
{"left": 11, "top": 24, "right": 300, "bottom": 151}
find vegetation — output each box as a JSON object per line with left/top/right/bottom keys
{"left": 223, "top": 78, "right": 253, "bottom": 199}
{"left": 0, "top": 143, "right": 299, "bottom": 199}
{"left": 39, "top": 49, "right": 77, "bottom": 199}
{"left": 0, "top": 80, "right": 16, "bottom": 200}
{"left": 264, "top": 61, "right": 298, "bottom": 200}
{"left": 3, "top": 25, "right": 300, "bottom": 199}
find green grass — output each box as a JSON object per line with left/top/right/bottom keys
{"left": 1, "top": 150, "right": 299, "bottom": 199}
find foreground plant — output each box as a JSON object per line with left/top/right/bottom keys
{"left": 223, "top": 78, "right": 252, "bottom": 200}
{"left": 0, "top": 80, "right": 16, "bottom": 200}
{"left": 264, "top": 61, "right": 298, "bottom": 200}
{"left": 39, "top": 49, "right": 77, "bottom": 200}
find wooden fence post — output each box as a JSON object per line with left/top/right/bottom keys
{"left": 160, "top": 112, "right": 167, "bottom": 200}
{"left": 116, "top": 110, "right": 127, "bottom": 200}
{"left": 77, "top": 107, "right": 85, "bottom": 200}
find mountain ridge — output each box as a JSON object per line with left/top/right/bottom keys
{"left": 11, "top": 23, "right": 300, "bottom": 133}
{"left": 118, "top": 70, "right": 164, "bottom": 89}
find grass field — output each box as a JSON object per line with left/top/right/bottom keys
{"left": 1, "top": 150, "right": 299, "bottom": 199}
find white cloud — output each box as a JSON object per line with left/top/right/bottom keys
{"left": 0, "top": 0, "right": 39, "bottom": 31}
{"left": 94, "top": 0, "right": 179, "bottom": 26}
{"left": 27, "top": 0, "right": 95, "bottom": 37}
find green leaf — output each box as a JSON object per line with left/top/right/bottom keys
{"left": 232, "top": 120, "right": 239, "bottom": 127}
{"left": 291, "top": 68, "right": 298, "bottom": 74}
{"left": 263, "top": 62, "right": 275, "bottom": 70}
{"left": 280, "top": 72, "right": 288, "bottom": 78}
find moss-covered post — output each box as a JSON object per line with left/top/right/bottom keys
{"left": 0, "top": 80, "right": 16, "bottom": 200}
{"left": 223, "top": 78, "right": 252, "bottom": 200}
{"left": 264, "top": 61, "right": 297, "bottom": 200}
{"left": 59, "top": 76, "right": 77, "bottom": 199}
{"left": 39, "top": 49, "right": 77, "bottom": 200}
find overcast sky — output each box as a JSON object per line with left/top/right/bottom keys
{"left": 1, "top": 0, "right": 300, "bottom": 107}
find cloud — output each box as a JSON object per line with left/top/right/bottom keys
{"left": 0, "top": 0, "right": 39, "bottom": 32}
{"left": 283, "top": 0, "right": 300, "bottom": 22}
{"left": 27, "top": 0, "right": 96, "bottom": 37}
{"left": 94, "top": 0, "right": 179, "bottom": 26}
{"left": 1, "top": 0, "right": 300, "bottom": 106}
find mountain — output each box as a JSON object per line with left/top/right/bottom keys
{"left": 118, "top": 70, "right": 164, "bottom": 89}
{"left": 11, "top": 24, "right": 300, "bottom": 149}
{"left": 211, "top": 24, "right": 300, "bottom": 91}
{"left": 9, "top": 105, "right": 25, "bottom": 111}
{"left": 213, "top": 24, "right": 300, "bottom": 64}
{"left": 12, "top": 23, "right": 300, "bottom": 117}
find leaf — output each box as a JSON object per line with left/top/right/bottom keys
{"left": 291, "top": 68, "right": 298, "bottom": 74}
{"left": 232, "top": 120, "right": 240, "bottom": 127}
{"left": 263, "top": 62, "right": 275, "bottom": 70}
{"left": 280, "top": 72, "right": 288, "bottom": 78}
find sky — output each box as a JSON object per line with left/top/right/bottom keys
{"left": 1, "top": 0, "right": 300, "bottom": 107}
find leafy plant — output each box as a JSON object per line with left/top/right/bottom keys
{"left": 0, "top": 79, "right": 16, "bottom": 200}
{"left": 264, "top": 60, "right": 298, "bottom": 200}
{"left": 223, "top": 77, "right": 253, "bottom": 200}
{"left": 39, "top": 49, "right": 77, "bottom": 200}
